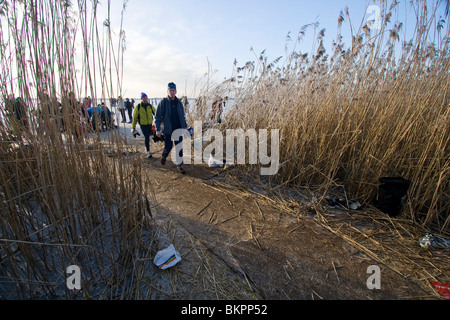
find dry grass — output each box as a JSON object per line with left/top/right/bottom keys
{"left": 195, "top": 0, "right": 449, "bottom": 233}
{"left": 0, "top": 0, "right": 147, "bottom": 299}
{"left": 191, "top": 1, "right": 450, "bottom": 292}
{"left": 206, "top": 167, "right": 449, "bottom": 299}
{"left": 1, "top": 0, "right": 449, "bottom": 300}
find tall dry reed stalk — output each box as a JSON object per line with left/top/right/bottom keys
{"left": 195, "top": 0, "right": 449, "bottom": 233}
{"left": 0, "top": 0, "right": 155, "bottom": 299}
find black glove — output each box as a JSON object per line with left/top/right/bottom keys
{"left": 132, "top": 128, "right": 140, "bottom": 138}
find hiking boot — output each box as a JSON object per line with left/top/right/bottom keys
{"left": 178, "top": 167, "right": 185, "bottom": 174}
{"left": 160, "top": 157, "right": 166, "bottom": 165}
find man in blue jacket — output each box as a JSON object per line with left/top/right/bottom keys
{"left": 155, "top": 82, "right": 188, "bottom": 174}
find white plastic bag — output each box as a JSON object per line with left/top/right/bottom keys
{"left": 208, "top": 154, "right": 223, "bottom": 167}
{"left": 153, "top": 244, "right": 181, "bottom": 270}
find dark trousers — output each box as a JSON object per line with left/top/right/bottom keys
{"left": 127, "top": 107, "right": 133, "bottom": 121}
{"left": 162, "top": 132, "right": 183, "bottom": 167}
{"left": 120, "top": 108, "right": 127, "bottom": 122}
{"left": 140, "top": 124, "right": 152, "bottom": 152}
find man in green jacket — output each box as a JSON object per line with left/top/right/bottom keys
{"left": 132, "top": 92, "right": 156, "bottom": 158}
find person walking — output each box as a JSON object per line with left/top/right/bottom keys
{"left": 155, "top": 82, "right": 188, "bottom": 174}
{"left": 9, "top": 97, "right": 29, "bottom": 136}
{"left": 181, "top": 96, "right": 190, "bottom": 115}
{"left": 118, "top": 96, "right": 126, "bottom": 123}
{"left": 210, "top": 97, "right": 224, "bottom": 125}
{"left": 126, "top": 98, "right": 133, "bottom": 123}
{"left": 132, "top": 92, "right": 156, "bottom": 158}
{"left": 61, "top": 91, "right": 83, "bottom": 142}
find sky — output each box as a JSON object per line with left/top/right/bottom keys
{"left": 94, "top": 0, "right": 448, "bottom": 98}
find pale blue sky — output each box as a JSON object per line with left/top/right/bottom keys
{"left": 102, "top": 0, "right": 448, "bottom": 98}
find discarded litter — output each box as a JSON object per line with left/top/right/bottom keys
{"left": 208, "top": 154, "right": 224, "bottom": 167}
{"left": 153, "top": 244, "right": 181, "bottom": 270}
{"left": 374, "top": 177, "right": 411, "bottom": 216}
{"left": 326, "top": 196, "right": 362, "bottom": 210}
{"left": 430, "top": 281, "right": 450, "bottom": 300}
{"left": 187, "top": 126, "right": 194, "bottom": 136}
{"left": 419, "top": 233, "right": 450, "bottom": 250}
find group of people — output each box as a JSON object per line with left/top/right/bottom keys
{"left": 3, "top": 84, "right": 226, "bottom": 176}
{"left": 130, "top": 84, "right": 231, "bottom": 175}
{"left": 2, "top": 93, "right": 123, "bottom": 144}
{"left": 76, "top": 96, "right": 115, "bottom": 133}
{"left": 85, "top": 101, "right": 113, "bottom": 132}
{"left": 69, "top": 95, "right": 139, "bottom": 133}
{"left": 131, "top": 82, "right": 188, "bottom": 174}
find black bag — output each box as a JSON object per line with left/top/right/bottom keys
{"left": 152, "top": 133, "right": 165, "bottom": 142}
{"left": 374, "top": 177, "right": 411, "bottom": 216}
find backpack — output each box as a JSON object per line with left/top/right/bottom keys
{"left": 136, "top": 102, "right": 155, "bottom": 125}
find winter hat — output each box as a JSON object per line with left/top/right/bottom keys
{"left": 167, "top": 82, "right": 176, "bottom": 90}
{"left": 141, "top": 92, "right": 148, "bottom": 99}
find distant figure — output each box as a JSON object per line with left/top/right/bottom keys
{"left": 126, "top": 98, "right": 133, "bottom": 123}
{"left": 109, "top": 97, "right": 117, "bottom": 109}
{"left": 155, "top": 82, "right": 188, "bottom": 174}
{"left": 83, "top": 97, "right": 93, "bottom": 117}
{"left": 181, "top": 96, "right": 190, "bottom": 115}
{"left": 118, "top": 96, "right": 126, "bottom": 123}
{"left": 37, "top": 92, "right": 60, "bottom": 132}
{"left": 132, "top": 92, "right": 156, "bottom": 158}
{"left": 210, "top": 97, "right": 224, "bottom": 125}
{"left": 5, "top": 96, "right": 29, "bottom": 138}
{"left": 61, "top": 91, "right": 83, "bottom": 142}
{"left": 13, "top": 97, "right": 28, "bottom": 129}
{"left": 87, "top": 104, "right": 103, "bottom": 131}
{"left": 101, "top": 103, "right": 113, "bottom": 131}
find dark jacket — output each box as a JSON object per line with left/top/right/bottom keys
{"left": 155, "top": 97, "right": 187, "bottom": 135}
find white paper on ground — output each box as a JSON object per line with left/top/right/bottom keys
{"left": 153, "top": 244, "right": 181, "bottom": 270}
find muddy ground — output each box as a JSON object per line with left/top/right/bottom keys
{"left": 107, "top": 122, "right": 444, "bottom": 300}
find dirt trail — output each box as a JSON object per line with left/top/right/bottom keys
{"left": 110, "top": 123, "right": 433, "bottom": 300}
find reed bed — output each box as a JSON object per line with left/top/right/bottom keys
{"left": 1, "top": 0, "right": 449, "bottom": 300}
{"left": 189, "top": 1, "right": 449, "bottom": 297}
{"left": 197, "top": 0, "right": 449, "bottom": 233}
{"left": 0, "top": 0, "right": 257, "bottom": 300}
{"left": 0, "top": 0, "right": 157, "bottom": 299}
